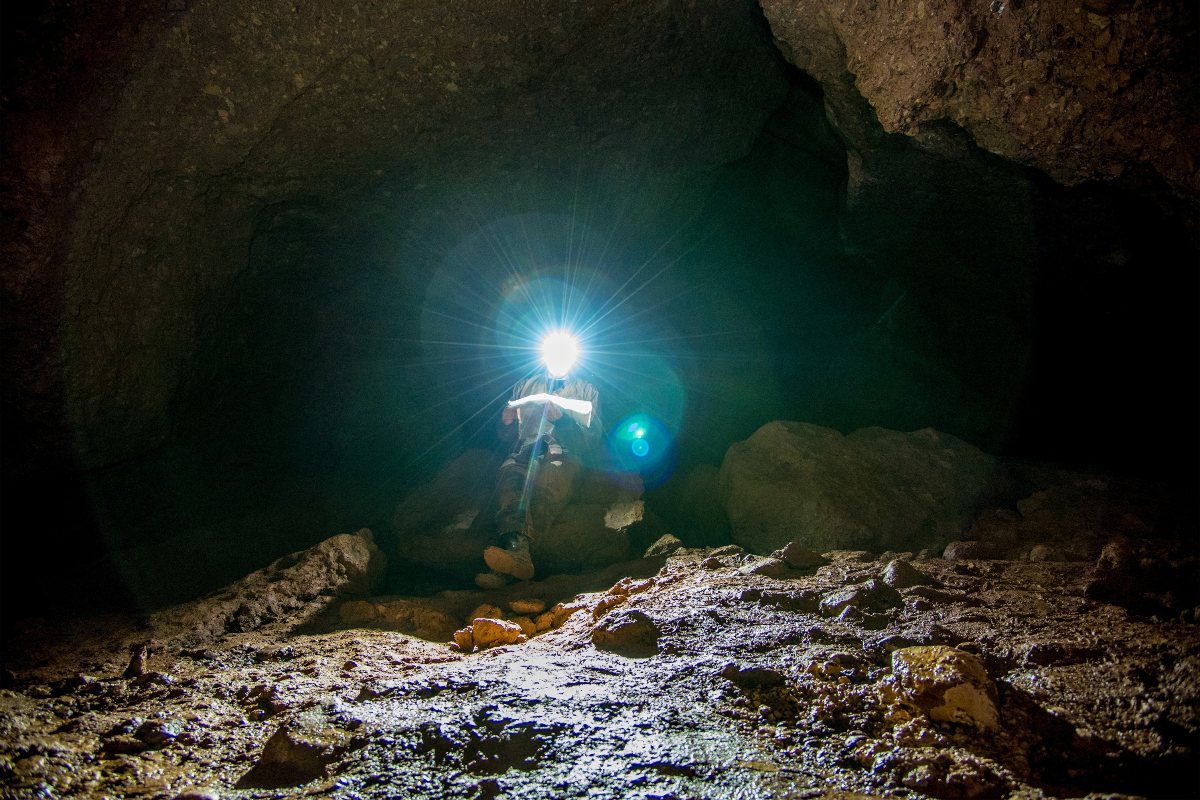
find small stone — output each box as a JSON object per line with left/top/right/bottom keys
{"left": 467, "top": 604, "right": 503, "bottom": 625}
{"left": 644, "top": 534, "right": 683, "bottom": 556}
{"left": 471, "top": 618, "right": 523, "bottom": 649}
{"left": 720, "top": 663, "right": 787, "bottom": 689}
{"left": 709, "top": 544, "right": 743, "bottom": 557}
{"left": 700, "top": 556, "right": 724, "bottom": 569}
{"left": 771, "top": 541, "right": 829, "bottom": 569}
{"left": 881, "top": 559, "right": 936, "bottom": 589}
{"left": 534, "top": 611, "right": 555, "bottom": 632}
{"left": 890, "top": 646, "right": 999, "bottom": 731}
{"left": 592, "top": 594, "right": 628, "bottom": 619}
{"left": 592, "top": 609, "right": 661, "bottom": 655}
{"left": 510, "top": 616, "right": 537, "bottom": 637}
{"left": 451, "top": 627, "right": 475, "bottom": 652}
{"left": 819, "top": 579, "right": 902, "bottom": 616}
{"left": 508, "top": 598, "right": 546, "bottom": 615}
{"left": 552, "top": 601, "right": 587, "bottom": 628}
{"left": 124, "top": 641, "right": 151, "bottom": 679}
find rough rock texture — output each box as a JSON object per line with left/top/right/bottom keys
{"left": 888, "top": 646, "right": 1000, "bottom": 732}
{"left": 149, "top": 528, "right": 386, "bottom": 646}
{"left": 394, "top": 450, "right": 645, "bottom": 579}
{"left": 720, "top": 421, "right": 995, "bottom": 555}
{"left": 2, "top": 0, "right": 788, "bottom": 472}
{"left": 237, "top": 709, "right": 356, "bottom": 789}
{"left": 759, "top": 0, "right": 1199, "bottom": 202}
{"left": 2, "top": 539, "right": 1197, "bottom": 798}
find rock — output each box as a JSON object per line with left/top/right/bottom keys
{"left": 644, "top": 534, "right": 684, "bottom": 557}
{"left": 721, "top": 422, "right": 993, "bottom": 555}
{"left": 592, "top": 595, "right": 628, "bottom": 619}
{"left": 510, "top": 616, "right": 538, "bottom": 638}
{"left": 123, "top": 641, "right": 150, "bottom": 678}
{"left": 709, "top": 544, "right": 744, "bottom": 558}
{"left": 941, "top": 540, "right": 998, "bottom": 561}
{"left": 508, "top": 598, "right": 546, "bottom": 615}
{"left": 770, "top": 541, "right": 829, "bottom": 570}
{"left": 533, "top": 502, "right": 634, "bottom": 573}
{"left": 551, "top": 602, "right": 587, "bottom": 628}
{"left": 889, "top": 646, "right": 999, "bottom": 731}
{"left": 338, "top": 600, "right": 378, "bottom": 624}
{"left": 1026, "top": 544, "right": 1087, "bottom": 563}
{"left": 738, "top": 557, "right": 794, "bottom": 579}
{"left": 236, "top": 709, "right": 353, "bottom": 788}
{"left": 881, "top": 560, "right": 936, "bottom": 590}
{"left": 174, "top": 789, "right": 220, "bottom": 800}
{"left": 534, "top": 612, "right": 555, "bottom": 633}
{"left": 147, "top": 529, "right": 386, "bottom": 646}
{"left": 760, "top": 0, "right": 1198, "bottom": 201}
{"left": 394, "top": 454, "right": 642, "bottom": 579}
{"left": 720, "top": 663, "right": 787, "bottom": 689}
{"left": 467, "top": 605, "right": 504, "bottom": 625}
{"left": 819, "top": 579, "right": 903, "bottom": 616}
{"left": 591, "top": 609, "right": 661, "bottom": 656}
{"left": 471, "top": 618, "right": 523, "bottom": 650}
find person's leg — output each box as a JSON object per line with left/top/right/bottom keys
{"left": 527, "top": 449, "right": 581, "bottom": 539}
{"left": 484, "top": 447, "right": 538, "bottom": 581}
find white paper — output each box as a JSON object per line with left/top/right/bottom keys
{"left": 508, "top": 393, "right": 594, "bottom": 426}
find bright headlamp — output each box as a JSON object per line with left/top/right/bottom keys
{"left": 541, "top": 330, "right": 580, "bottom": 378}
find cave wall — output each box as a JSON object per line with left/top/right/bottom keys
{"left": 4, "top": 0, "right": 788, "bottom": 477}
{"left": 2, "top": 0, "right": 1196, "bottom": 611}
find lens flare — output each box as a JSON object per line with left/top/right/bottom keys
{"left": 541, "top": 330, "right": 580, "bottom": 378}
{"left": 609, "top": 413, "right": 675, "bottom": 485}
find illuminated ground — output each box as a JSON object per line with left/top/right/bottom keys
{"left": 3, "top": 543, "right": 1197, "bottom": 799}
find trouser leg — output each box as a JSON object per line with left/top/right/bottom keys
{"left": 527, "top": 453, "right": 580, "bottom": 540}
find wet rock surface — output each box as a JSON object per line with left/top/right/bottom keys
{"left": 3, "top": 539, "right": 1198, "bottom": 798}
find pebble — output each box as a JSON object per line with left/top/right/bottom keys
{"left": 591, "top": 609, "right": 661, "bottom": 655}
{"left": 471, "top": 618, "right": 523, "bottom": 649}
{"left": 508, "top": 598, "right": 546, "bottom": 615}
{"left": 881, "top": 559, "right": 936, "bottom": 589}
{"left": 452, "top": 627, "right": 475, "bottom": 652}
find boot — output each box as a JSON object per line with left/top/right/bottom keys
{"left": 484, "top": 532, "right": 535, "bottom": 581}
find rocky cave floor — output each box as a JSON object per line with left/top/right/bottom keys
{"left": 2, "top": 534, "right": 1198, "bottom": 800}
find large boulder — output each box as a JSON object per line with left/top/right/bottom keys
{"left": 394, "top": 450, "right": 644, "bottom": 579}
{"left": 719, "top": 421, "right": 994, "bottom": 555}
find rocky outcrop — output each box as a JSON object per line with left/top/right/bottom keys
{"left": 719, "top": 421, "right": 994, "bottom": 555}
{"left": 393, "top": 450, "right": 646, "bottom": 579}
{"left": 759, "top": 0, "right": 1199, "bottom": 201}
{"left": 149, "top": 528, "right": 385, "bottom": 646}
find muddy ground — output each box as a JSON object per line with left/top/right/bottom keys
{"left": 2, "top": 541, "right": 1198, "bottom": 799}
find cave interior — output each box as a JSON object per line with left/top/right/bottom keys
{"left": 1, "top": 1, "right": 1198, "bottom": 798}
